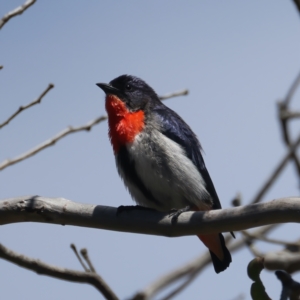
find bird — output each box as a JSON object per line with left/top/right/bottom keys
{"left": 96, "top": 75, "right": 232, "bottom": 273}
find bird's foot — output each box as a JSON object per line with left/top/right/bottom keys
{"left": 169, "top": 205, "right": 192, "bottom": 224}
{"left": 116, "top": 205, "right": 156, "bottom": 216}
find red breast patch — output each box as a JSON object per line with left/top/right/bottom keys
{"left": 105, "top": 95, "right": 145, "bottom": 153}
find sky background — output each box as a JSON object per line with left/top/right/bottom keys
{"left": 1, "top": 1, "right": 300, "bottom": 299}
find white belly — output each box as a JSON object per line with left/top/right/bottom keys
{"left": 117, "top": 129, "right": 213, "bottom": 212}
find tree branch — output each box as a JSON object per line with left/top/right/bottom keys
{"left": 250, "top": 133, "right": 300, "bottom": 204}
{"left": 265, "top": 251, "right": 300, "bottom": 273}
{"left": 0, "top": 0, "right": 37, "bottom": 30}
{"left": 242, "top": 230, "right": 300, "bottom": 248}
{"left": 159, "top": 89, "right": 188, "bottom": 100}
{"left": 80, "top": 248, "right": 96, "bottom": 273}
{"left": 0, "top": 89, "right": 187, "bottom": 172}
{"left": 0, "top": 83, "right": 54, "bottom": 129}
{"left": 0, "top": 116, "right": 107, "bottom": 171}
{"left": 0, "top": 196, "right": 299, "bottom": 236}
{"left": 0, "top": 243, "right": 118, "bottom": 300}
{"left": 70, "top": 244, "right": 89, "bottom": 272}
{"left": 132, "top": 226, "right": 275, "bottom": 300}
{"left": 280, "top": 111, "right": 300, "bottom": 121}
{"left": 277, "top": 70, "right": 300, "bottom": 179}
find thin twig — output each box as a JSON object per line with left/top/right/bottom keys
{"left": 0, "top": 243, "right": 119, "bottom": 300}
{"left": 277, "top": 70, "right": 300, "bottom": 178}
{"left": 70, "top": 244, "right": 89, "bottom": 272}
{"left": 246, "top": 243, "right": 265, "bottom": 258}
{"left": 240, "top": 232, "right": 265, "bottom": 257}
{"left": 132, "top": 226, "right": 275, "bottom": 300}
{"left": 0, "top": 0, "right": 36, "bottom": 30}
{"left": 242, "top": 230, "right": 300, "bottom": 248}
{"left": 280, "top": 111, "right": 300, "bottom": 120}
{"left": 0, "top": 83, "right": 54, "bottom": 129}
{"left": 251, "top": 133, "right": 300, "bottom": 204}
{"left": 0, "top": 116, "right": 107, "bottom": 171}
{"left": 159, "top": 89, "right": 189, "bottom": 100}
{"left": 159, "top": 271, "right": 198, "bottom": 300}
{"left": 283, "top": 70, "right": 300, "bottom": 107}
{"left": 0, "top": 88, "right": 184, "bottom": 171}
{"left": 80, "top": 248, "right": 96, "bottom": 273}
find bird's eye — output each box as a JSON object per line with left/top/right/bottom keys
{"left": 126, "top": 84, "right": 132, "bottom": 91}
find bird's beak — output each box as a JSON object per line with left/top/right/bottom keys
{"left": 96, "top": 83, "right": 120, "bottom": 96}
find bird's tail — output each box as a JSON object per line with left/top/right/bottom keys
{"left": 197, "top": 233, "right": 232, "bottom": 273}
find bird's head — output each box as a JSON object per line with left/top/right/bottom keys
{"left": 96, "top": 75, "right": 159, "bottom": 112}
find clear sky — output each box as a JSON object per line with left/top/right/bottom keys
{"left": 1, "top": 1, "right": 300, "bottom": 299}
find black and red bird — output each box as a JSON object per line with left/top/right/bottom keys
{"left": 96, "top": 75, "right": 232, "bottom": 273}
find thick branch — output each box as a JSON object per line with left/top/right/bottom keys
{"left": 0, "top": 116, "right": 107, "bottom": 171}
{"left": 265, "top": 251, "right": 300, "bottom": 274}
{"left": 0, "top": 243, "right": 118, "bottom": 300}
{"left": 0, "top": 0, "right": 36, "bottom": 30}
{"left": 0, "top": 84, "right": 54, "bottom": 129}
{"left": 0, "top": 196, "right": 299, "bottom": 236}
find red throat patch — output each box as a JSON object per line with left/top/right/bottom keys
{"left": 105, "top": 94, "right": 145, "bottom": 153}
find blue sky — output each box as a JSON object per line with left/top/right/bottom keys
{"left": 1, "top": 1, "right": 300, "bottom": 299}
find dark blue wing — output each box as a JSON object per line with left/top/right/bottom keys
{"left": 152, "top": 104, "right": 222, "bottom": 210}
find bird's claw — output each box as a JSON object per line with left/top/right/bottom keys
{"left": 168, "top": 206, "right": 191, "bottom": 224}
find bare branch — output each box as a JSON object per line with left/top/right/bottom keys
{"left": 242, "top": 230, "right": 300, "bottom": 248}
{"left": 159, "top": 89, "right": 189, "bottom": 100}
{"left": 0, "top": 243, "right": 118, "bottom": 300}
{"left": 282, "top": 70, "right": 300, "bottom": 108}
{"left": 0, "top": 115, "right": 107, "bottom": 171}
{"left": 265, "top": 251, "right": 300, "bottom": 273}
{"left": 132, "top": 252, "right": 210, "bottom": 300}
{"left": 0, "top": 83, "right": 54, "bottom": 129}
{"left": 0, "top": 196, "right": 298, "bottom": 237}
{"left": 280, "top": 110, "right": 300, "bottom": 121}
{"left": 246, "top": 243, "right": 265, "bottom": 258}
{"left": 277, "top": 71, "right": 300, "bottom": 178}
{"left": 0, "top": 0, "right": 36, "bottom": 30}
{"left": 132, "top": 226, "right": 275, "bottom": 300}
{"left": 159, "top": 271, "right": 198, "bottom": 300}
{"left": 80, "top": 248, "right": 96, "bottom": 273}
{"left": 251, "top": 133, "right": 300, "bottom": 204}
{"left": 70, "top": 244, "right": 89, "bottom": 272}
{"left": 0, "top": 88, "right": 183, "bottom": 171}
